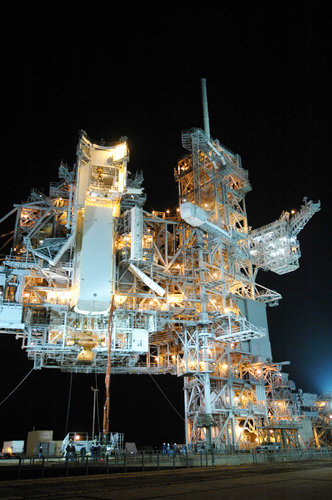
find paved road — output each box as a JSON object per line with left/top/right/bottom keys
{"left": 0, "top": 460, "right": 331, "bottom": 499}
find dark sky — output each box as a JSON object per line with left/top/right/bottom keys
{"left": 0, "top": 1, "right": 331, "bottom": 448}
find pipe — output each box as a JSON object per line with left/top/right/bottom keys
{"left": 128, "top": 264, "right": 166, "bottom": 296}
{"left": 103, "top": 295, "right": 115, "bottom": 439}
{"left": 201, "top": 78, "right": 210, "bottom": 140}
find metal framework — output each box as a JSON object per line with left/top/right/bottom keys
{"left": 0, "top": 81, "right": 325, "bottom": 450}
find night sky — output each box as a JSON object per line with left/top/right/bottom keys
{"left": 0, "top": 2, "right": 330, "bottom": 449}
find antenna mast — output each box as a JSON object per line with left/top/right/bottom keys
{"left": 201, "top": 78, "right": 210, "bottom": 140}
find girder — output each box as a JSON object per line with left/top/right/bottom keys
{"left": 0, "top": 122, "right": 321, "bottom": 451}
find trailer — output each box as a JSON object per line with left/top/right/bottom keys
{"left": 61, "top": 432, "right": 124, "bottom": 457}
{"left": 2, "top": 440, "right": 24, "bottom": 457}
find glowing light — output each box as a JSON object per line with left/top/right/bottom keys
{"left": 235, "top": 425, "right": 243, "bottom": 438}
{"left": 46, "top": 290, "right": 71, "bottom": 304}
{"left": 114, "top": 294, "right": 127, "bottom": 305}
{"left": 110, "top": 142, "right": 127, "bottom": 161}
{"left": 168, "top": 294, "right": 183, "bottom": 304}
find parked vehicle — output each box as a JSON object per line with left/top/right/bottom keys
{"left": 2, "top": 440, "right": 25, "bottom": 458}
{"left": 256, "top": 442, "right": 281, "bottom": 453}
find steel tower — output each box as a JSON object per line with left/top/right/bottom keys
{"left": 0, "top": 81, "right": 323, "bottom": 450}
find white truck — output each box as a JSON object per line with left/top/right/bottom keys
{"left": 2, "top": 440, "right": 25, "bottom": 457}
{"left": 61, "top": 432, "right": 124, "bottom": 457}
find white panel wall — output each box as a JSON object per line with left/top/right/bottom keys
{"left": 130, "top": 206, "right": 143, "bottom": 261}
{"left": 75, "top": 205, "right": 113, "bottom": 314}
{"left": 76, "top": 162, "right": 90, "bottom": 207}
{"left": 132, "top": 328, "right": 149, "bottom": 353}
{"left": 0, "top": 304, "right": 24, "bottom": 329}
{"left": 237, "top": 298, "right": 272, "bottom": 361}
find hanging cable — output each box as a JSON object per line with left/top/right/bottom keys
{"left": 149, "top": 374, "right": 184, "bottom": 422}
{"left": 95, "top": 372, "right": 101, "bottom": 436}
{"left": 0, "top": 367, "right": 34, "bottom": 407}
{"left": 64, "top": 372, "right": 73, "bottom": 437}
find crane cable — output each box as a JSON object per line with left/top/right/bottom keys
{"left": 148, "top": 374, "right": 184, "bottom": 422}
{"left": 0, "top": 367, "right": 34, "bottom": 407}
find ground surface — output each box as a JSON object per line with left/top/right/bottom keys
{"left": 0, "top": 460, "right": 331, "bottom": 499}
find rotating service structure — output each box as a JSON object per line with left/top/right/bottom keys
{"left": 0, "top": 88, "right": 326, "bottom": 450}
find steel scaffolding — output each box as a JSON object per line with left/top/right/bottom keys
{"left": 0, "top": 83, "right": 323, "bottom": 450}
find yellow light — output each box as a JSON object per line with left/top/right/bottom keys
{"left": 167, "top": 293, "right": 183, "bottom": 304}
{"left": 110, "top": 142, "right": 127, "bottom": 161}
{"left": 235, "top": 426, "right": 243, "bottom": 438}
{"left": 118, "top": 169, "right": 126, "bottom": 193}
{"left": 46, "top": 289, "right": 71, "bottom": 304}
{"left": 114, "top": 294, "right": 127, "bottom": 305}
{"left": 75, "top": 434, "right": 80, "bottom": 440}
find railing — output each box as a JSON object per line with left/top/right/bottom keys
{"left": 0, "top": 448, "right": 331, "bottom": 481}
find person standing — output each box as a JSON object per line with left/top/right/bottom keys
{"left": 66, "top": 443, "right": 71, "bottom": 462}
{"left": 80, "top": 446, "right": 86, "bottom": 463}
{"left": 70, "top": 443, "right": 76, "bottom": 461}
{"left": 95, "top": 443, "right": 101, "bottom": 461}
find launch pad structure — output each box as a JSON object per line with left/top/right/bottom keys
{"left": 0, "top": 80, "right": 330, "bottom": 451}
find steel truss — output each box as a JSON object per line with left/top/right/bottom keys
{"left": 0, "top": 122, "right": 321, "bottom": 450}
